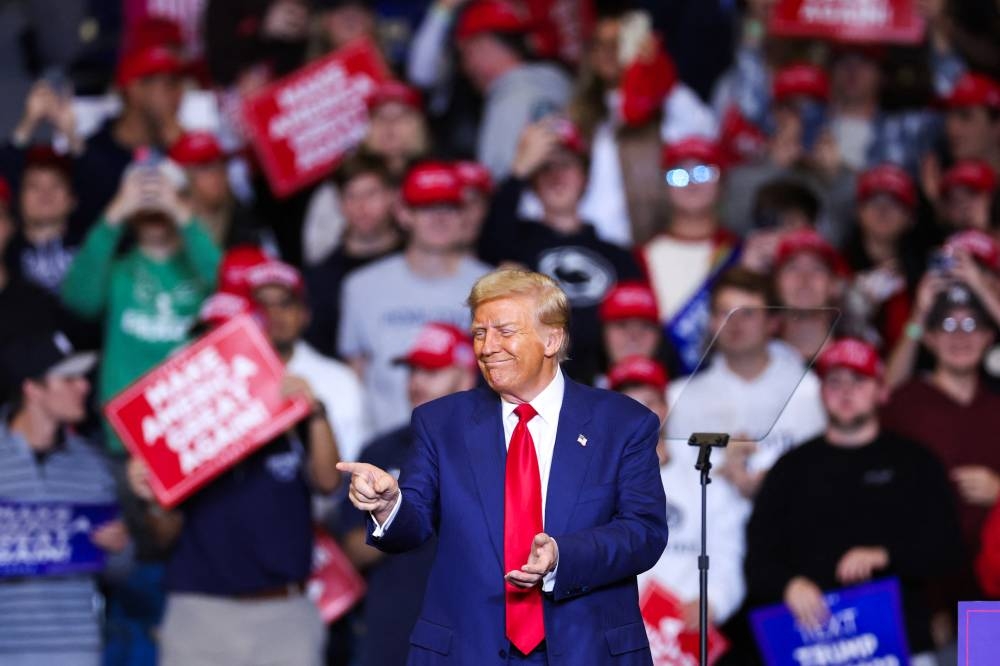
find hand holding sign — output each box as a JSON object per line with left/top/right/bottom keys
{"left": 126, "top": 457, "right": 155, "bottom": 503}
{"left": 783, "top": 576, "right": 829, "bottom": 631}
{"left": 336, "top": 462, "right": 400, "bottom": 523}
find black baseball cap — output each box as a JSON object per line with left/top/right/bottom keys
{"left": 1, "top": 331, "right": 98, "bottom": 392}
{"left": 926, "top": 283, "right": 990, "bottom": 327}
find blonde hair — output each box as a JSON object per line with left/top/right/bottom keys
{"left": 467, "top": 269, "right": 571, "bottom": 361}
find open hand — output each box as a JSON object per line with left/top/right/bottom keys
{"left": 336, "top": 461, "right": 400, "bottom": 523}
{"left": 505, "top": 533, "right": 558, "bottom": 588}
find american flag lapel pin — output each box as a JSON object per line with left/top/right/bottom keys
{"left": 577, "top": 434, "right": 587, "bottom": 447}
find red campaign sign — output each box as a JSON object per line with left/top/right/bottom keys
{"left": 105, "top": 315, "right": 310, "bottom": 508}
{"left": 242, "top": 40, "right": 388, "bottom": 198}
{"left": 769, "top": 0, "right": 925, "bottom": 44}
{"left": 640, "top": 581, "right": 729, "bottom": 666}
{"left": 308, "top": 528, "right": 366, "bottom": 624}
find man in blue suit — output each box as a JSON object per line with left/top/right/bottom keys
{"left": 338, "top": 269, "right": 668, "bottom": 664}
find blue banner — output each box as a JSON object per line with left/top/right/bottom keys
{"left": 0, "top": 500, "right": 118, "bottom": 578}
{"left": 665, "top": 244, "right": 741, "bottom": 374}
{"left": 750, "top": 578, "right": 910, "bottom": 666}
{"left": 958, "top": 601, "right": 1000, "bottom": 665}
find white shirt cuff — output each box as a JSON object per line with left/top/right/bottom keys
{"left": 541, "top": 538, "right": 558, "bottom": 592}
{"left": 370, "top": 491, "right": 402, "bottom": 538}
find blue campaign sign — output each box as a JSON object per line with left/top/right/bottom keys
{"left": 0, "top": 500, "right": 118, "bottom": 578}
{"left": 958, "top": 601, "right": 1000, "bottom": 666}
{"left": 751, "top": 578, "right": 910, "bottom": 666}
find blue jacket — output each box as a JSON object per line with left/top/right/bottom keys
{"left": 369, "top": 378, "right": 669, "bottom": 665}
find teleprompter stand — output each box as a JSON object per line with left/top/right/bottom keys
{"left": 688, "top": 433, "right": 730, "bottom": 666}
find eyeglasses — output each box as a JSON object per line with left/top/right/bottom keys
{"left": 939, "top": 316, "right": 980, "bottom": 334}
{"left": 665, "top": 165, "right": 720, "bottom": 188}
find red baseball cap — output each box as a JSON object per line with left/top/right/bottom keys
{"left": 402, "top": 162, "right": 464, "bottom": 207}
{"left": 857, "top": 163, "right": 916, "bottom": 210}
{"left": 124, "top": 16, "right": 184, "bottom": 54}
{"left": 245, "top": 259, "right": 305, "bottom": 298}
{"left": 393, "top": 322, "right": 477, "bottom": 371}
{"left": 116, "top": 45, "right": 185, "bottom": 88}
{"left": 772, "top": 64, "right": 830, "bottom": 104}
{"left": 774, "top": 229, "right": 845, "bottom": 274}
{"left": 456, "top": 0, "right": 529, "bottom": 42}
{"left": 816, "top": 338, "right": 883, "bottom": 380}
{"left": 219, "top": 245, "right": 271, "bottom": 298}
{"left": 600, "top": 282, "right": 660, "bottom": 324}
{"left": 608, "top": 356, "right": 668, "bottom": 392}
{"left": 944, "top": 229, "right": 1000, "bottom": 272}
{"left": 367, "top": 80, "right": 423, "bottom": 112}
{"left": 661, "top": 137, "right": 723, "bottom": 170}
{"left": 453, "top": 160, "right": 493, "bottom": 195}
{"left": 168, "top": 132, "right": 225, "bottom": 167}
{"left": 942, "top": 160, "right": 998, "bottom": 195}
{"left": 198, "top": 292, "right": 256, "bottom": 328}
{"left": 24, "top": 146, "right": 73, "bottom": 182}
{"left": 946, "top": 73, "right": 1000, "bottom": 111}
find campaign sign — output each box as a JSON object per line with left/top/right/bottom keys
{"left": 640, "top": 580, "right": 729, "bottom": 666}
{"left": 307, "top": 528, "right": 366, "bottom": 624}
{"left": 105, "top": 315, "right": 311, "bottom": 508}
{"left": 751, "top": 578, "right": 910, "bottom": 666}
{"left": 958, "top": 601, "right": 1000, "bottom": 666}
{"left": 242, "top": 40, "right": 388, "bottom": 197}
{"left": 0, "top": 501, "right": 118, "bottom": 578}
{"left": 769, "top": 0, "right": 925, "bottom": 45}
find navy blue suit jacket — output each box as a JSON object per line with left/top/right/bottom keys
{"left": 368, "top": 377, "right": 669, "bottom": 665}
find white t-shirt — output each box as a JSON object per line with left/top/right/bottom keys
{"left": 286, "top": 340, "right": 370, "bottom": 464}
{"left": 666, "top": 340, "right": 826, "bottom": 477}
{"left": 638, "top": 438, "right": 749, "bottom": 623}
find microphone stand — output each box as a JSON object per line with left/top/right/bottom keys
{"left": 688, "top": 433, "right": 729, "bottom": 666}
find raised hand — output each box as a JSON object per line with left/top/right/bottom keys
{"left": 505, "top": 532, "right": 558, "bottom": 588}
{"left": 336, "top": 461, "right": 401, "bottom": 523}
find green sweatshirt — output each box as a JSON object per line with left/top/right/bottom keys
{"left": 62, "top": 217, "right": 221, "bottom": 453}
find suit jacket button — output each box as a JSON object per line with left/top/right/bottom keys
{"left": 499, "top": 649, "right": 507, "bottom": 658}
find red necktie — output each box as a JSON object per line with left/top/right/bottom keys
{"left": 504, "top": 402, "right": 545, "bottom": 654}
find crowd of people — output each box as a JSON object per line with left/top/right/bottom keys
{"left": 1, "top": 0, "right": 1000, "bottom": 664}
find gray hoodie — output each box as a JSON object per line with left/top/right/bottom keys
{"left": 478, "top": 63, "right": 572, "bottom": 180}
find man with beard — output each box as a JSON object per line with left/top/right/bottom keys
{"left": 745, "top": 339, "right": 962, "bottom": 666}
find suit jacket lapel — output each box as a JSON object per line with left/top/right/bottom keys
{"left": 465, "top": 386, "right": 506, "bottom": 569}
{"left": 545, "top": 379, "right": 595, "bottom": 538}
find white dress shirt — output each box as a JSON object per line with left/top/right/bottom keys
{"left": 500, "top": 368, "right": 564, "bottom": 520}
{"left": 373, "top": 370, "right": 565, "bottom": 589}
